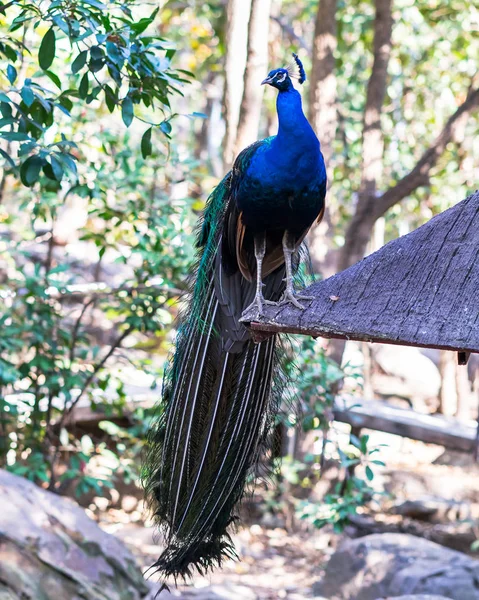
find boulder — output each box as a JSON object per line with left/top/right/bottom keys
{"left": 374, "top": 345, "right": 441, "bottom": 408}
{"left": 0, "top": 469, "right": 150, "bottom": 600}
{"left": 313, "top": 533, "right": 479, "bottom": 600}
{"left": 376, "top": 597, "right": 451, "bottom": 600}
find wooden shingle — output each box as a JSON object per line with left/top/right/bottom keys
{"left": 245, "top": 191, "right": 479, "bottom": 354}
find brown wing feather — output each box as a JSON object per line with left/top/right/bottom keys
{"left": 236, "top": 214, "right": 252, "bottom": 282}
{"left": 316, "top": 204, "right": 325, "bottom": 224}
{"left": 236, "top": 201, "right": 325, "bottom": 281}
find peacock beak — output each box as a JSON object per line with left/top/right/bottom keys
{"left": 261, "top": 76, "right": 274, "bottom": 86}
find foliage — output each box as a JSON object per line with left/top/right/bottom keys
{"left": 296, "top": 432, "right": 386, "bottom": 532}
{"left": 0, "top": 0, "right": 187, "bottom": 183}
{"left": 0, "top": 0, "right": 200, "bottom": 495}
{"left": 264, "top": 338, "right": 384, "bottom": 530}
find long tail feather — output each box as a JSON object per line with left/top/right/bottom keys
{"left": 143, "top": 178, "right": 286, "bottom": 580}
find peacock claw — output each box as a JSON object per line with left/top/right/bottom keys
{"left": 240, "top": 294, "right": 275, "bottom": 322}
{"left": 279, "top": 289, "right": 314, "bottom": 310}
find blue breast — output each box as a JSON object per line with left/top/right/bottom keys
{"left": 237, "top": 88, "right": 326, "bottom": 234}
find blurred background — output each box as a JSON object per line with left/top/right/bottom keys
{"left": 0, "top": 1, "right": 478, "bottom": 599}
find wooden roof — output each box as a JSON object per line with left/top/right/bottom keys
{"left": 245, "top": 191, "right": 479, "bottom": 354}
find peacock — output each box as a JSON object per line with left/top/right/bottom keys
{"left": 143, "top": 53, "right": 327, "bottom": 582}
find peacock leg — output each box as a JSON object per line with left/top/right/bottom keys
{"left": 241, "top": 233, "right": 275, "bottom": 317}
{"left": 279, "top": 230, "right": 314, "bottom": 309}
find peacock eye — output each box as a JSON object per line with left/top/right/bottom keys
{"left": 276, "top": 73, "right": 286, "bottom": 83}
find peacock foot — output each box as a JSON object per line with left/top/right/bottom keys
{"left": 278, "top": 289, "right": 314, "bottom": 310}
{"left": 240, "top": 293, "right": 276, "bottom": 322}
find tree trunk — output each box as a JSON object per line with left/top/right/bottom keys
{"left": 222, "top": 0, "right": 252, "bottom": 169}
{"left": 234, "top": 0, "right": 272, "bottom": 155}
{"left": 306, "top": 0, "right": 338, "bottom": 278}
{"left": 338, "top": 0, "right": 393, "bottom": 273}
{"left": 308, "top": 0, "right": 338, "bottom": 169}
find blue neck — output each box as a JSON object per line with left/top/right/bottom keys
{"left": 275, "top": 88, "right": 316, "bottom": 146}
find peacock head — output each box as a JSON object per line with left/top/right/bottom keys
{"left": 261, "top": 53, "right": 306, "bottom": 92}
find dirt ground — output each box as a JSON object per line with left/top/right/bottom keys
{"left": 94, "top": 430, "right": 479, "bottom": 599}
{"left": 104, "top": 518, "right": 334, "bottom": 599}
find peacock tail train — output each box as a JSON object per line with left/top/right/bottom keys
{"left": 143, "top": 173, "right": 289, "bottom": 580}
{"left": 143, "top": 51, "right": 327, "bottom": 583}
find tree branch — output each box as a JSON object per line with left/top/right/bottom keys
{"left": 60, "top": 326, "right": 134, "bottom": 427}
{"left": 373, "top": 85, "right": 479, "bottom": 219}
{"left": 69, "top": 298, "right": 96, "bottom": 366}
{"left": 270, "top": 15, "right": 309, "bottom": 51}
{"left": 338, "top": 83, "right": 479, "bottom": 273}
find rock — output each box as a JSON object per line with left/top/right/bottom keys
{"left": 374, "top": 345, "right": 441, "bottom": 408}
{"left": 375, "top": 596, "right": 451, "bottom": 600}
{"left": 391, "top": 495, "right": 479, "bottom": 524}
{"left": 393, "top": 499, "right": 438, "bottom": 520}
{"left": 0, "top": 469, "right": 150, "bottom": 600}
{"left": 313, "top": 533, "right": 479, "bottom": 600}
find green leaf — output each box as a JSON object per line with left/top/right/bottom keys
{"left": 39, "top": 27, "right": 56, "bottom": 70}
{"left": 0, "top": 148, "right": 16, "bottom": 169}
{"left": 0, "top": 103, "right": 12, "bottom": 118}
{"left": 159, "top": 120, "right": 172, "bottom": 136}
{"left": 78, "top": 72, "right": 89, "bottom": 99}
{"left": 45, "top": 70, "right": 62, "bottom": 90}
{"left": 50, "top": 154, "right": 64, "bottom": 181}
{"left": 105, "top": 41, "right": 123, "bottom": 65}
{"left": 131, "top": 8, "right": 159, "bottom": 35}
{"left": 89, "top": 45, "right": 104, "bottom": 73}
{"left": 18, "top": 141, "right": 36, "bottom": 155}
{"left": 58, "top": 94, "right": 73, "bottom": 113}
{"left": 121, "top": 96, "right": 133, "bottom": 127}
{"left": 42, "top": 162, "right": 56, "bottom": 180}
{"left": 2, "top": 44, "right": 18, "bottom": 63}
{"left": 1, "top": 132, "right": 33, "bottom": 142}
{"left": 104, "top": 84, "right": 116, "bottom": 113}
{"left": 72, "top": 50, "right": 88, "bottom": 74}
{"left": 21, "top": 86, "right": 35, "bottom": 107}
{"left": 141, "top": 126, "right": 152, "bottom": 159}
{"left": 58, "top": 152, "right": 78, "bottom": 177}
{"left": 7, "top": 64, "right": 17, "bottom": 84}
{"left": 360, "top": 434, "right": 369, "bottom": 454}
{"left": 86, "top": 85, "right": 101, "bottom": 104}
{"left": 20, "top": 155, "right": 44, "bottom": 186}
{"left": 365, "top": 465, "right": 374, "bottom": 481}
{"left": 90, "top": 45, "right": 103, "bottom": 61}
{"left": 51, "top": 15, "right": 70, "bottom": 35}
